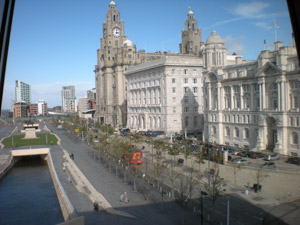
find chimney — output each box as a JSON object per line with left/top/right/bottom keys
{"left": 235, "top": 56, "right": 242, "bottom": 64}
{"left": 274, "top": 41, "right": 283, "bottom": 51}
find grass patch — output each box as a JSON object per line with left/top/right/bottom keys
{"left": 2, "top": 133, "right": 58, "bottom": 148}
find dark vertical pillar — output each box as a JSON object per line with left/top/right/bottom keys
{"left": 0, "top": 0, "right": 15, "bottom": 111}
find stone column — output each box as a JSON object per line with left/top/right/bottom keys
{"left": 240, "top": 84, "right": 243, "bottom": 110}
{"left": 231, "top": 86, "right": 234, "bottom": 109}
{"left": 259, "top": 83, "right": 263, "bottom": 111}
{"left": 277, "top": 82, "right": 281, "bottom": 111}
{"left": 251, "top": 83, "right": 255, "bottom": 111}
{"left": 208, "top": 83, "right": 212, "bottom": 110}
{"left": 262, "top": 81, "right": 266, "bottom": 109}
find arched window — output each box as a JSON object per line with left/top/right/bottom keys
{"left": 244, "top": 128, "right": 249, "bottom": 139}
{"left": 235, "top": 127, "right": 239, "bottom": 138}
{"left": 149, "top": 116, "right": 152, "bottom": 128}
{"left": 194, "top": 116, "right": 198, "bottom": 127}
{"left": 212, "top": 126, "right": 217, "bottom": 135}
{"left": 185, "top": 116, "right": 189, "bottom": 127}
{"left": 226, "top": 127, "right": 230, "bottom": 136}
{"left": 292, "top": 132, "right": 299, "bottom": 144}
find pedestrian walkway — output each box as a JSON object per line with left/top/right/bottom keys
{"left": 49, "top": 125, "right": 202, "bottom": 225}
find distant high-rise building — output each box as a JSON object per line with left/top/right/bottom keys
{"left": 61, "top": 86, "right": 77, "bottom": 113}
{"left": 15, "top": 80, "right": 31, "bottom": 104}
{"left": 78, "top": 96, "right": 88, "bottom": 118}
{"left": 87, "top": 88, "right": 96, "bottom": 100}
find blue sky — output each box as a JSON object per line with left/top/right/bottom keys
{"left": 2, "top": 0, "right": 293, "bottom": 109}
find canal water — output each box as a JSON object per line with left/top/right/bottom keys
{"left": 0, "top": 157, "right": 64, "bottom": 225}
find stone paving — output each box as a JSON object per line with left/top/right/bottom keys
{"left": 48, "top": 125, "right": 203, "bottom": 225}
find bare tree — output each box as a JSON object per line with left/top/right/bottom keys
{"left": 130, "top": 164, "right": 141, "bottom": 192}
{"left": 254, "top": 166, "right": 269, "bottom": 197}
{"left": 205, "top": 163, "right": 223, "bottom": 219}
{"left": 186, "top": 163, "right": 201, "bottom": 200}
{"left": 231, "top": 163, "right": 242, "bottom": 189}
{"left": 194, "top": 145, "right": 205, "bottom": 171}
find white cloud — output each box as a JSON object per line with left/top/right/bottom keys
{"left": 223, "top": 35, "right": 246, "bottom": 55}
{"left": 232, "top": 2, "right": 270, "bottom": 19}
{"left": 203, "top": 17, "right": 241, "bottom": 30}
{"left": 252, "top": 21, "right": 272, "bottom": 30}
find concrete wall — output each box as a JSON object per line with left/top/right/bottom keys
{"left": 46, "top": 151, "right": 78, "bottom": 222}
{"left": 0, "top": 154, "right": 14, "bottom": 181}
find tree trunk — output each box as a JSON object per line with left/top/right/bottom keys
{"left": 115, "top": 164, "right": 118, "bottom": 177}
{"left": 133, "top": 177, "right": 136, "bottom": 191}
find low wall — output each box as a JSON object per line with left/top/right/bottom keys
{"left": 0, "top": 154, "right": 14, "bottom": 181}
{"left": 46, "top": 151, "right": 78, "bottom": 222}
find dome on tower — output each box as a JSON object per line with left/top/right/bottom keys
{"left": 123, "top": 39, "right": 133, "bottom": 47}
{"left": 188, "top": 10, "right": 194, "bottom": 15}
{"left": 109, "top": 1, "right": 116, "bottom": 6}
{"left": 206, "top": 30, "right": 223, "bottom": 44}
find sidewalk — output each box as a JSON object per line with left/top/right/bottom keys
{"left": 137, "top": 140, "right": 300, "bottom": 206}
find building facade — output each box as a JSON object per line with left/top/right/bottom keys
{"left": 78, "top": 96, "right": 88, "bottom": 118}
{"left": 13, "top": 101, "right": 28, "bottom": 118}
{"left": 126, "top": 55, "right": 204, "bottom": 135}
{"left": 61, "top": 86, "right": 77, "bottom": 113}
{"left": 95, "top": 1, "right": 176, "bottom": 127}
{"left": 203, "top": 36, "right": 300, "bottom": 156}
{"left": 15, "top": 80, "right": 31, "bottom": 104}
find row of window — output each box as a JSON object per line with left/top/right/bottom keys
{"left": 171, "top": 68, "right": 199, "bottom": 75}
{"left": 172, "top": 77, "right": 198, "bottom": 84}
{"left": 130, "top": 80, "right": 161, "bottom": 89}
{"left": 129, "top": 107, "right": 161, "bottom": 113}
{"left": 290, "top": 116, "right": 300, "bottom": 127}
{"left": 212, "top": 126, "right": 250, "bottom": 139}
{"left": 171, "top": 87, "right": 198, "bottom": 94}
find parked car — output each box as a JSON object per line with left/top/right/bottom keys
{"left": 265, "top": 153, "right": 279, "bottom": 161}
{"left": 247, "top": 151, "right": 257, "bottom": 159}
{"left": 261, "top": 162, "right": 276, "bottom": 168}
{"left": 255, "top": 152, "right": 265, "bottom": 158}
{"left": 286, "top": 157, "right": 300, "bottom": 165}
{"left": 230, "top": 158, "right": 250, "bottom": 165}
{"left": 237, "top": 151, "right": 248, "bottom": 157}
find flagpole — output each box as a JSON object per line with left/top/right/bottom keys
{"left": 275, "top": 21, "right": 277, "bottom": 42}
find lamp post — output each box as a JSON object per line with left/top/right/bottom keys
{"left": 151, "top": 138, "right": 154, "bottom": 162}
{"left": 227, "top": 196, "right": 230, "bottom": 225}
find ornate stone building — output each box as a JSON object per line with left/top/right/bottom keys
{"left": 126, "top": 55, "right": 204, "bottom": 135}
{"left": 203, "top": 32, "right": 300, "bottom": 156}
{"left": 95, "top": 1, "right": 168, "bottom": 127}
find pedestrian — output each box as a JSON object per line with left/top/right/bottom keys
{"left": 93, "top": 201, "right": 99, "bottom": 212}
{"left": 123, "top": 192, "right": 129, "bottom": 203}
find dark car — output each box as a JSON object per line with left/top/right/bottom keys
{"left": 255, "top": 152, "right": 265, "bottom": 158}
{"left": 286, "top": 157, "right": 300, "bottom": 165}
{"left": 261, "top": 162, "right": 276, "bottom": 168}
{"left": 247, "top": 151, "right": 257, "bottom": 159}
{"left": 237, "top": 151, "right": 248, "bottom": 157}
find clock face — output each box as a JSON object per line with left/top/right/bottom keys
{"left": 112, "top": 27, "right": 121, "bottom": 37}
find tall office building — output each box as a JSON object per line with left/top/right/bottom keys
{"left": 15, "top": 80, "right": 31, "bottom": 104}
{"left": 61, "top": 86, "right": 77, "bottom": 113}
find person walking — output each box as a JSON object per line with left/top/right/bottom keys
{"left": 93, "top": 201, "right": 99, "bottom": 212}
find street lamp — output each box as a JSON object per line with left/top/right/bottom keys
{"left": 151, "top": 137, "right": 154, "bottom": 162}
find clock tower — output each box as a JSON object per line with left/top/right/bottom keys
{"left": 95, "top": 1, "right": 136, "bottom": 127}
{"left": 179, "top": 7, "right": 204, "bottom": 56}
